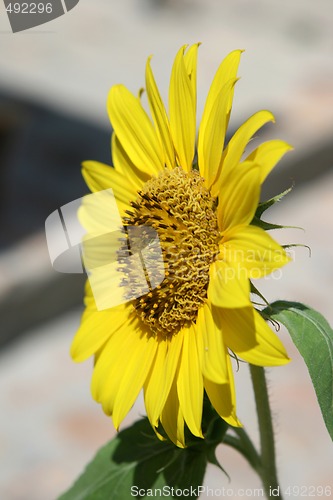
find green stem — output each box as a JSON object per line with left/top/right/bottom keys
{"left": 234, "top": 427, "right": 262, "bottom": 471}
{"left": 224, "top": 427, "right": 261, "bottom": 472}
{"left": 250, "top": 364, "right": 283, "bottom": 499}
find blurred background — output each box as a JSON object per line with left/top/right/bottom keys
{"left": 1, "top": 0, "right": 333, "bottom": 498}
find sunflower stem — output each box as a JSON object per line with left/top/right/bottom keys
{"left": 250, "top": 364, "right": 283, "bottom": 500}
{"left": 224, "top": 427, "right": 261, "bottom": 472}
{"left": 234, "top": 427, "right": 262, "bottom": 471}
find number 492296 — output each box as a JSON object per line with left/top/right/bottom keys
{"left": 6, "top": 3, "right": 53, "bottom": 14}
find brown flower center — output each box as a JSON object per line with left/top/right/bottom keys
{"left": 122, "top": 167, "right": 220, "bottom": 338}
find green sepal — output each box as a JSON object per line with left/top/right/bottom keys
{"left": 199, "top": 395, "right": 230, "bottom": 476}
{"left": 251, "top": 217, "right": 288, "bottom": 231}
{"left": 282, "top": 243, "right": 311, "bottom": 257}
{"left": 196, "top": 399, "right": 230, "bottom": 478}
{"left": 264, "top": 301, "right": 333, "bottom": 441}
{"left": 256, "top": 185, "right": 293, "bottom": 218}
{"left": 250, "top": 281, "right": 270, "bottom": 307}
{"left": 250, "top": 285, "right": 280, "bottom": 331}
{"left": 251, "top": 185, "right": 293, "bottom": 231}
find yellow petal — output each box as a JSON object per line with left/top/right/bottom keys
{"left": 81, "top": 229, "right": 123, "bottom": 272}
{"left": 83, "top": 280, "right": 96, "bottom": 310}
{"left": 183, "top": 42, "right": 200, "bottom": 103}
{"left": 198, "top": 78, "right": 238, "bottom": 188}
{"left": 212, "top": 110, "right": 274, "bottom": 197}
{"left": 144, "top": 339, "right": 169, "bottom": 427}
{"left": 222, "top": 225, "right": 291, "bottom": 278}
{"left": 223, "top": 109, "right": 275, "bottom": 172}
{"left": 198, "top": 50, "right": 242, "bottom": 186}
{"left": 177, "top": 324, "right": 204, "bottom": 438}
{"left": 197, "top": 303, "right": 228, "bottom": 383}
{"left": 245, "top": 139, "right": 293, "bottom": 184}
{"left": 204, "top": 356, "right": 241, "bottom": 427}
{"left": 70, "top": 303, "right": 128, "bottom": 362}
{"left": 108, "top": 84, "right": 164, "bottom": 176}
{"left": 91, "top": 315, "right": 138, "bottom": 403}
{"left": 78, "top": 193, "right": 122, "bottom": 240}
{"left": 161, "top": 375, "right": 185, "bottom": 448}
{"left": 112, "top": 133, "right": 150, "bottom": 190}
{"left": 169, "top": 45, "right": 196, "bottom": 171}
{"left": 215, "top": 306, "right": 290, "bottom": 366}
{"left": 112, "top": 333, "right": 158, "bottom": 429}
{"left": 78, "top": 187, "right": 125, "bottom": 274}
{"left": 144, "top": 328, "right": 184, "bottom": 428}
{"left": 201, "top": 49, "right": 243, "bottom": 132}
{"left": 208, "top": 260, "right": 251, "bottom": 308}
{"left": 217, "top": 161, "right": 260, "bottom": 233}
{"left": 85, "top": 259, "right": 127, "bottom": 311}
{"left": 145, "top": 57, "right": 175, "bottom": 170}
{"left": 81, "top": 161, "right": 134, "bottom": 216}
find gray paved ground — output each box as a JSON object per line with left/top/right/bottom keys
{"left": 1, "top": 0, "right": 333, "bottom": 498}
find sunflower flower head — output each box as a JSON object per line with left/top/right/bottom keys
{"left": 71, "top": 44, "right": 292, "bottom": 447}
{"left": 125, "top": 166, "right": 220, "bottom": 337}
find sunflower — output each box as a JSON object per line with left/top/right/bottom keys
{"left": 71, "top": 44, "right": 291, "bottom": 447}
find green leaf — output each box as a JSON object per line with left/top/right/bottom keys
{"left": 265, "top": 301, "right": 333, "bottom": 440}
{"left": 58, "top": 418, "right": 208, "bottom": 499}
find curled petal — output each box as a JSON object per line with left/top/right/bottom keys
{"left": 169, "top": 45, "right": 196, "bottom": 171}
{"left": 204, "top": 355, "right": 241, "bottom": 427}
{"left": 201, "top": 49, "right": 243, "bottom": 131}
{"left": 198, "top": 49, "right": 242, "bottom": 185}
{"left": 198, "top": 78, "right": 238, "bottom": 188}
{"left": 246, "top": 139, "right": 293, "bottom": 184}
{"left": 215, "top": 306, "right": 290, "bottom": 366}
